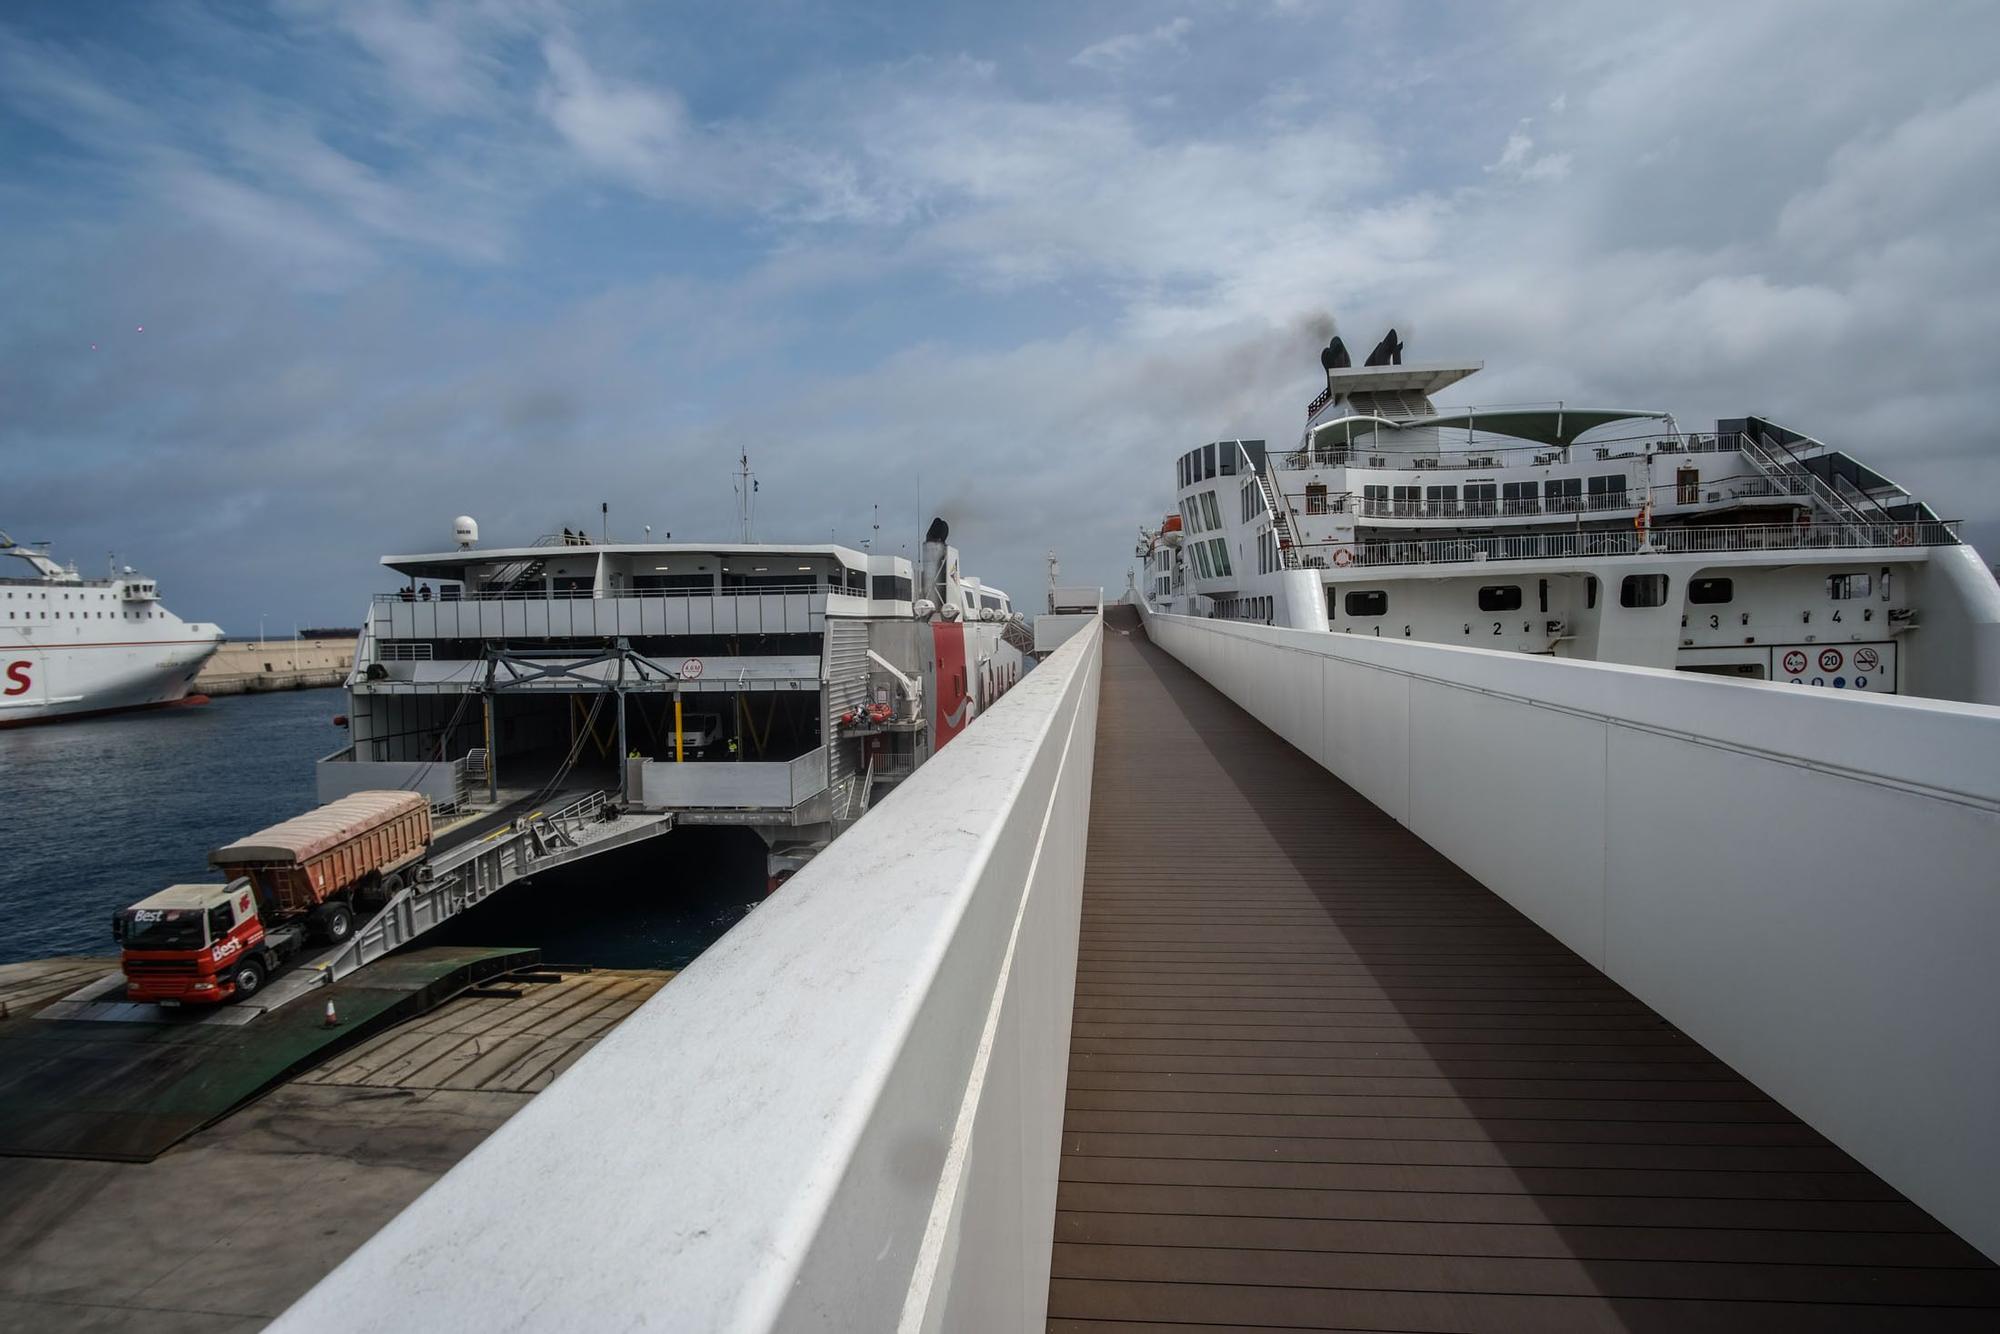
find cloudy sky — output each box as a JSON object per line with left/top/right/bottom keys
{"left": 4, "top": 0, "right": 1996, "bottom": 631}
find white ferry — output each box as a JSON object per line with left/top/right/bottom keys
{"left": 317, "top": 515, "right": 1028, "bottom": 887}
{"left": 0, "top": 530, "right": 224, "bottom": 726}
{"left": 1138, "top": 332, "right": 2000, "bottom": 704}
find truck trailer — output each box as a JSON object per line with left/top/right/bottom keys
{"left": 115, "top": 790, "right": 432, "bottom": 1005}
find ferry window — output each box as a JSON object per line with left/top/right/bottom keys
{"left": 1620, "top": 574, "right": 1669, "bottom": 608}
{"left": 846, "top": 567, "right": 868, "bottom": 594}
{"left": 1209, "top": 540, "right": 1232, "bottom": 577}
{"left": 1477, "top": 585, "right": 1522, "bottom": 612}
{"left": 1546, "top": 477, "right": 1582, "bottom": 511}
{"left": 1219, "top": 445, "right": 1235, "bottom": 476}
{"left": 1465, "top": 482, "right": 1497, "bottom": 514}
{"left": 1689, "top": 577, "right": 1734, "bottom": 604}
{"left": 1305, "top": 483, "right": 1328, "bottom": 514}
{"left": 1201, "top": 492, "right": 1222, "bottom": 529}
{"left": 1363, "top": 484, "right": 1388, "bottom": 508}
{"left": 1587, "top": 474, "right": 1628, "bottom": 503}
{"left": 1426, "top": 485, "right": 1457, "bottom": 511}
{"left": 1345, "top": 590, "right": 1388, "bottom": 617}
{"left": 1325, "top": 587, "right": 1338, "bottom": 621}
{"left": 1502, "top": 480, "right": 1537, "bottom": 502}
{"left": 1538, "top": 578, "right": 1549, "bottom": 613}
{"left": 1203, "top": 444, "right": 1216, "bottom": 479}
{"left": 1586, "top": 576, "right": 1599, "bottom": 609}
{"left": 1827, "top": 572, "right": 1872, "bottom": 600}
{"left": 872, "top": 574, "right": 913, "bottom": 601}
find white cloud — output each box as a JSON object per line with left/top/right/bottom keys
{"left": 1485, "top": 121, "right": 1570, "bottom": 182}
{"left": 536, "top": 36, "right": 691, "bottom": 192}
{"left": 1072, "top": 17, "right": 1194, "bottom": 72}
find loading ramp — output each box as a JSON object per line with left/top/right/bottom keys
{"left": 0, "top": 946, "right": 538, "bottom": 1161}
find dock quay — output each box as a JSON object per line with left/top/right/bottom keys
{"left": 195, "top": 637, "right": 354, "bottom": 696}
{"left": 0, "top": 963, "right": 671, "bottom": 1333}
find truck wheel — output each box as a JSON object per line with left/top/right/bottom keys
{"left": 316, "top": 902, "right": 356, "bottom": 944}
{"left": 231, "top": 959, "right": 267, "bottom": 1000}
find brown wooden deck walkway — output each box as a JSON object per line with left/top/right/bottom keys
{"left": 1048, "top": 606, "right": 2000, "bottom": 1332}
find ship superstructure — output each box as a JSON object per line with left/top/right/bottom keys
{"left": 1137, "top": 333, "right": 2000, "bottom": 704}
{"left": 0, "top": 530, "right": 223, "bottom": 726}
{"left": 318, "top": 518, "right": 1025, "bottom": 885}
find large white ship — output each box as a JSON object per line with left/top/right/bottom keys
{"left": 317, "top": 514, "right": 1029, "bottom": 887}
{"left": 0, "top": 530, "right": 224, "bottom": 726}
{"left": 1138, "top": 331, "right": 2000, "bottom": 704}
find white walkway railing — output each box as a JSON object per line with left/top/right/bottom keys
{"left": 1140, "top": 605, "right": 2000, "bottom": 1264}
{"left": 273, "top": 617, "right": 1103, "bottom": 1333}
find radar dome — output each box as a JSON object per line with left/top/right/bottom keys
{"left": 453, "top": 516, "right": 479, "bottom": 548}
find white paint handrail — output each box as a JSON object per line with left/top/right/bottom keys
{"left": 274, "top": 620, "right": 1105, "bottom": 1333}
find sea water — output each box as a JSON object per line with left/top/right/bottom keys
{"left": 0, "top": 689, "right": 759, "bottom": 967}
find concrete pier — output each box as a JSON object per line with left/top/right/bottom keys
{"left": 0, "top": 965, "right": 672, "bottom": 1333}
{"left": 195, "top": 637, "right": 354, "bottom": 696}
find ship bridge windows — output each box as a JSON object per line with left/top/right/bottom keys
{"left": 634, "top": 573, "right": 714, "bottom": 593}
{"left": 1620, "top": 574, "right": 1670, "bottom": 608}
{"left": 1689, "top": 577, "right": 1734, "bottom": 604}
{"left": 1201, "top": 492, "right": 1222, "bottom": 529}
{"left": 1204, "top": 443, "right": 1216, "bottom": 479}
{"left": 871, "top": 573, "right": 913, "bottom": 601}
{"left": 1477, "top": 585, "right": 1523, "bottom": 612}
{"left": 1827, "top": 572, "right": 1872, "bottom": 600}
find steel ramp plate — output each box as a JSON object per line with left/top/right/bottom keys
{"left": 0, "top": 945, "right": 537, "bottom": 1162}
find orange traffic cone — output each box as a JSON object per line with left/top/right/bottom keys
{"left": 324, "top": 999, "right": 340, "bottom": 1027}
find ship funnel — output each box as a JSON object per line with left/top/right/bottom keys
{"left": 921, "top": 517, "right": 951, "bottom": 606}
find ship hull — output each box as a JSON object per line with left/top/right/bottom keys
{"left": 0, "top": 637, "right": 221, "bottom": 727}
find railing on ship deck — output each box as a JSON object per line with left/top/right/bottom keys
{"left": 1289, "top": 519, "right": 1959, "bottom": 570}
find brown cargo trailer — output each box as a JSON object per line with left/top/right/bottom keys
{"left": 211, "top": 789, "right": 431, "bottom": 919}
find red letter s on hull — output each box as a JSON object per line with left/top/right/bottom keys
{"left": 4, "top": 662, "right": 31, "bottom": 696}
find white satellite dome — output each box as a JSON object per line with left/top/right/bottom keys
{"left": 453, "top": 515, "right": 479, "bottom": 548}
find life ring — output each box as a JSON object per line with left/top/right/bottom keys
{"left": 1892, "top": 525, "right": 1915, "bottom": 547}
{"left": 1332, "top": 547, "right": 1354, "bottom": 568}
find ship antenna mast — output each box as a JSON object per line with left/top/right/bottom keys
{"left": 1047, "top": 549, "right": 1060, "bottom": 612}
{"left": 734, "top": 451, "right": 758, "bottom": 542}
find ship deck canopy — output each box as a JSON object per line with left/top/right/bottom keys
{"left": 1309, "top": 406, "right": 1670, "bottom": 449}
{"left": 1323, "top": 362, "right": 1484, "bottom": 397}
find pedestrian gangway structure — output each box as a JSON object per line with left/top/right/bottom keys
{"left": 277, "top": 603, "right": 2000, "bottom": 1332}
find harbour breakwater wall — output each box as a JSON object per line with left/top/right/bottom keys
{"left": 196, "top": 637, "right": 354, "bottom": 695}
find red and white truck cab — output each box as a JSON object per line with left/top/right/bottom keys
{"left": 114, "top": 881, "right": 278, "bottom": 1005}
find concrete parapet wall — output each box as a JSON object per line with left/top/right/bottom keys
{"left": 274, "top": 618, "right": 1103, "bottom": 1332}
{"left": 197, "top": 638, "right": 353, "bottom": 695}
{"left": 1139, "top": 605, "right": 2000, "bottom": 1262}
